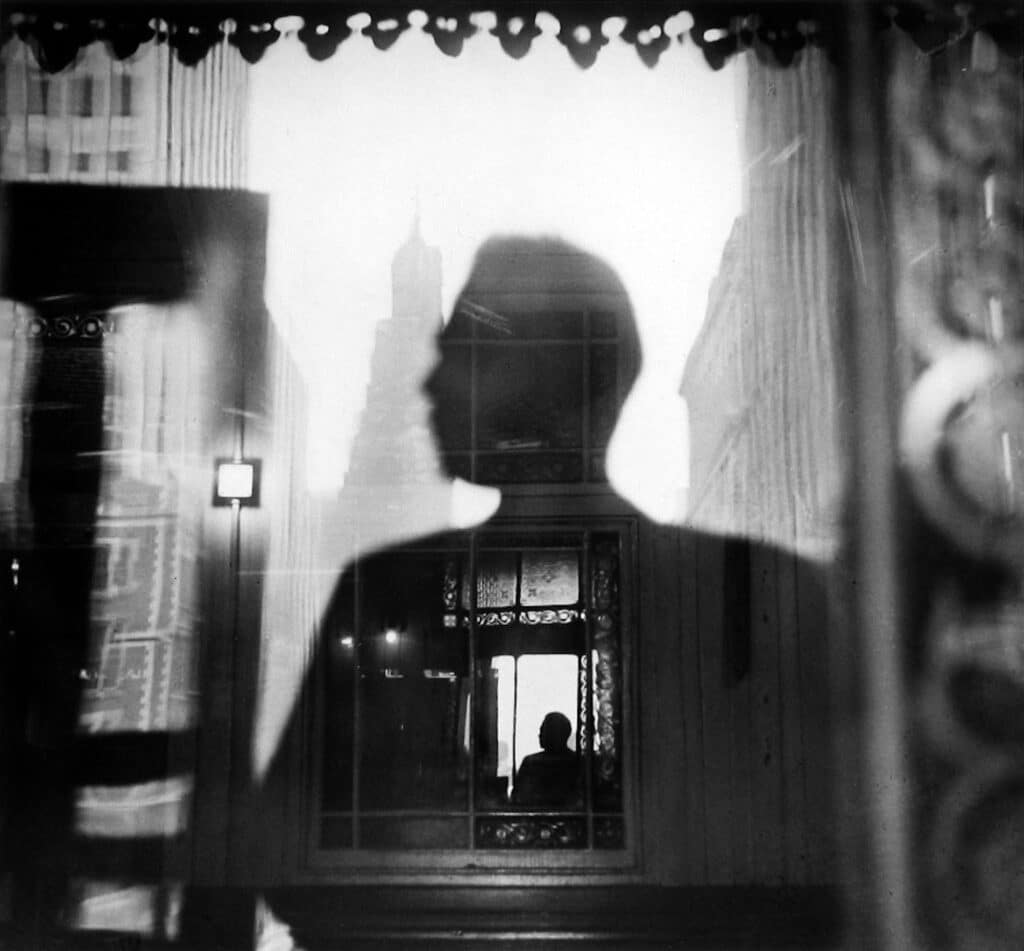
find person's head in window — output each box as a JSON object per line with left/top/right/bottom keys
{"left": 538, "top": 711, "right": 573, "bottom": 754}
{"left": 513, "top": 711, "right": 580, "bottom": 809}
{"left": 423, "top": 235, "right": 641, "bottom": 489}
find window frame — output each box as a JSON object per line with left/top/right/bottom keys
{"left": 302, "top": 509, "right": 642, "bottom": 881}
{"left": 439, "top": 294, "right": 639, "bottom": 491}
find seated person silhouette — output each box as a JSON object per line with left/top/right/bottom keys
{"left": 512, "top": 713, "right": 581, "bottom": 809}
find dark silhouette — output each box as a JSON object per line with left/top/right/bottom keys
{"left": 258, "top": 234, "right": 835, "bottom": 945}
{"left": 513, "top": 712, "right": 581, "bottom": 809}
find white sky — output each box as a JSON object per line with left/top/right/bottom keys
{"left": 248, "top": 20, "right": 743, "bottom": 515}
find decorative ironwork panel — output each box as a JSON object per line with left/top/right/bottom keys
{"left": 519, "top": 608, "right": 582, "bottom": 625}
{"left": 442, "top": 555, "right": 459, "bottom": 612}
{"left": 15, "top": 308, "right": 113, "bottom": 340}
{"left": 476, "top": 610, "right": 517, "bottom": 627}
{"left": 594, "top": 815, "right": 625, "bottom": 849}
{"left": 589, "top": 534, "right": 622, "bottom": 811}
{"left": 577, "top": 652, "right": 590, "bottom": 754}
{"left": 889, "top": 31, "right": 1024, "bottom": 951}
{"left": 476, "top": 816, "right": 587, "bottom": 849}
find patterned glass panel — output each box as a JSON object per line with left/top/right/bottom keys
{"left": 462, "top": 551, "right": 517, "bottom": 609}
{"left": 520, "top": 550, "right": 579, "bottom": 606}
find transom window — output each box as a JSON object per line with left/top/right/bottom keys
{"left": 316, "top": 525, "right": 631, "bottom": 861}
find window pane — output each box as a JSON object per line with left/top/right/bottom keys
{"left": 476, "top": 344, "right": 583, "bottom": 450}
{"left": 465, "top": 550, "right": 517, "bottom": 609}
{"left": 514, "top": 654, "right": 578, "bottom": 774}
{"left": 114, "top": 73, "right": 133, "bottom": 117}
{"left": 476, "top": 451, "right": 584, "bottom": 485}
{"left": 321, "top": 575, "right": 355, "bottom": 812}
{"left": 27, "top": 76, "right": 48, "bottom": 115}
{"left": 590, "top": 343, "right": 619, "bottom": 447}
{"left": 520, "top": 550, "right": 579, "bottom": 606}
{"left": 360, "top": 816, "right": 468, "bottom": 850}
{"left": 74, "top": 76, "right": 93, "bottom": 116}
{"left": 359, "top": 676, "right": 468, "bottom": 810}
{"left": 356, "top": 550, "right": 469, "bottom": 811}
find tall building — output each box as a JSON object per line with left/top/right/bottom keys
{"left": 681, "top": 48, "right": 843, "bottom": 559}
{"left": 340, "top": 218, "right": 449, "bottom": 543}
{"left": 0, "top": 37, "right": 248, "bottom": 186}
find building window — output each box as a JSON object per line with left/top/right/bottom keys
{"left": 27, "top": 75, "right": 50, "bottom": 116}
{"left": 110, "top": 150, "right": 131, "bottom": 173}
{"left": 74, "top": 152, "right": 91, "bottom": 173}
{"left": 113, "top": 73, "right": 132, "bottom": 117}
{"left": 73, "top": 75, "right": 94, "bottom": 116}
{"left": 27, "top": 145, "right": 50, "bottom": 175}
{"left": 318, "top": 526, "right": 629, "bottom": 857}
{"left": 313, "top": 237, "right": 640, "bottom": 869}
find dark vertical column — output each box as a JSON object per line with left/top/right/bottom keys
{"left": 12, "top": 316, "right": 106, "bottom": 935}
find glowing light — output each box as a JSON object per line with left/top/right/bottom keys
{"left": 384, "top": 628, "right": 399, "bottom": 645}
{"left": 215, "top": 460, "right": 257, "bottom": 503}
{"left": 340, "top": 635, "right": 354, "bottom": 648}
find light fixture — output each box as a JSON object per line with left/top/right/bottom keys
{"left": 213, "top": 458, "right": 261, "bottom": 507}
{"left": 384, "top": 628, "right": 400, "bottom": 645}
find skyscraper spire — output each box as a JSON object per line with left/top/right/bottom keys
{"left": 341, "top": 215, "right": 446, "bottom": 539}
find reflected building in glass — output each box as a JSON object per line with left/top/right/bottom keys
{"left": 680, "top": 47, "right": 843, "bottom": 559}
{"left": 340, "top": 218, "right": 448, "bottom": 543}
{"left": 0, "top": 37, "right": 248, "bottom": 186}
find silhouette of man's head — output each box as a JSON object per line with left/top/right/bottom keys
{"left": 423, "top": 236, "right": 641, "bottom": 480}
{"left": 538, "top": 712, "right": 573, "bottom": 752}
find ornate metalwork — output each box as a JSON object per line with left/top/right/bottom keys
{"left": 577, "top": 652, "right": 590, "bottom": 753}
{"left": 16, "top": 309, "right": 112, "bottom": 340}
{"left": 442, "top": 556, "right": 459, "bottom": 611}
{"left": 476, "top": 610, "right": 516, "bottom": 627}
{"left": 590, "top": 537, "right": 622, "bottom": 808}
{"left": 593, "top": 815, "right": 624, "bottom": 849}
{"left": 892, "top": 31, "right": 1024, "bottom": 951}
{"left": 519, "top": 608, "right": 581, "bottom": 625}
{"left": 476, "top": 815, "right": 586, "bottom": 849}
{"left": 1, "top": 2, "right": 886, "bottom": 73}
{"left": 475, "top": 608, "right": 581, "bottom": 625}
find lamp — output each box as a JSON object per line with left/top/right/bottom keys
{"left": 213, "top": 458, "right": 261, "bottom": 507}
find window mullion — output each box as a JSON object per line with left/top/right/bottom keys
{"left": 468, "top": 533, "right": 478, "bottom": 847}
{"left": 582, "top": 529, "right": 594, "bottom": 850}
{"left": 582, "top": 310, "right": 591, "bottom": 481}
{"left": 352, "top": 558, "right": 362, "bottom": 849}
